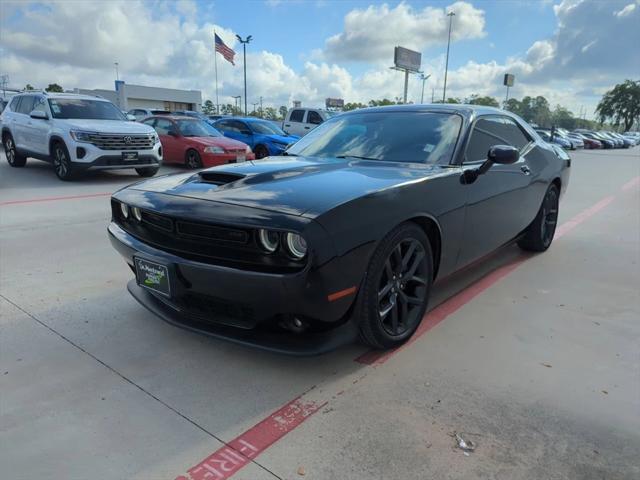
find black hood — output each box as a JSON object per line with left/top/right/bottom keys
{"left": 130, "top": 157, "right": 443, "bottom": 218}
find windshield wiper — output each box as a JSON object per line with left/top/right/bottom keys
{"left": 336, "top": 155, "right": 381, "bottom": 161}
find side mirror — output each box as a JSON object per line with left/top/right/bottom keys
{"left": 30, "top": 110, "right": 48, "bottom": 120}
{"left": 462, "top": 145, "right": 519, "bottom": 184}
{"left": 126, "top": 114, "right": 137, "bottom": 121}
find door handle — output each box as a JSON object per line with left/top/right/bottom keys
{"left": 520, "top": 165, "right": 531, "bottom": 175}
{"left": 304, "top": 126, "right": 310, "bottom": 129}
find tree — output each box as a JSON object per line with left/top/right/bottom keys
{"left": 467, "top": 94, "right": 499, "bottom": 107}
{"left": 263, "top": 107, "right": 277, "bottom": 120}
{"left": 279, "top": 106, "right": 288, "bottom": 119}
{"left": 504, "top": 98, "right": 523, "bottom": 116}
{"left": 551, "top": 105, "right": 576, "bottom": 130}
{"left": 202, "top": 100, "right": 215, "bottom": 115}
{"left": 343, "top": 102, "right": 367, "bottom": 111}
{"left": 531, "top": 96, "right": 551, "bottom": 127}
{"left": 368, "top": 98, "right": 396, "bottom": 107}
{"left": 25, "top": 84, "right": 35, "bottom": 91}
{"left": 45, "top": 83, "right": 63, "bottom": 93}
{"left": 596, "top": 80, "right": 640, "bottom": 131}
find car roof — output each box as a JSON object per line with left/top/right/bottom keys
{"left": 144, "top": 115, "right": 198, "bottom": 121}
{"left": 341, "top": 103, "right": 524, "bottom": 121}
{"left": 19, "top": 92, "right": 110, "bottom": 102}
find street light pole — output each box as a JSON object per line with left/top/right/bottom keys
{"left": 442, "top": 11, "right": 455, "bottom": 103}
{"left": 236, "top": 34, "right": 253, "bottom": 116}
{"left": 114, "top": 62, "right": 119, "bottom": 81}
{"left": 232, "top": 95, "right": 241, "bottom": 115}
{"left": 419, "top": 73, "right": 431, "bottom": 103}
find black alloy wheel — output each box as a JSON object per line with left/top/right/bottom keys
{"left": 255, "top": 145, "right": 269, "bottom": 159}
{"left": 53, "top": 143, "right": 74, "bottom": 180}
{"left": 185, "top": 149, "right": 202, "bottom": 169}
{"left": 518, "top": 184, "right": 559, "bottom": 252}
{"left": 358, "top": 223, "right": 433, "bottom": 349}
{"left": 3, "top": 134, "right": 27, "bottom": 167}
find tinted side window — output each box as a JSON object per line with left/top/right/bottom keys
{"left": 17, "top": 95, "right": 35, "bottom": 115}
{"left": 289, "top": 109, "right": 304, "bottom": 122}
{"left": 32, "top": 96, "right": 47, "bottom": 112}
{"left": 307, "top": 111, "right": 323, "bottom": 125}
{"left": 215, "top": 121, "right": 230, "bottom": 131}
{"left": 230, "top": 120, "right": 248, "bottom": 133}
{"left": 9, "top": 96, "right": 21, "bottom": 111}
{"left": 154, "top": 119, "right": 173, "bottom": 135}
{"left": 465, "top": 117, "right": 529, "bottom": 163}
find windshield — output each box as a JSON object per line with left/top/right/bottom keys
{"left": 177, "top": 120, "right": 222, "bottom": 137}
{"left": 249, "top": 120, "right": 286, "bottom": 135}
{"left": 48, "top": 98, "right": 126, "bottom": 120}
{"left": 287, "top": 111, "right": 462, "bottom": 164}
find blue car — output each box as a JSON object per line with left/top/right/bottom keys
{"left": 213, "top": 117, "right": 300, "bottom": 159}
{"left": 536, "top": 130, "right": 572, "bottom": 149}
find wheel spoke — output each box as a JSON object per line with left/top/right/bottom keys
{"left": 402, "top": 250, "right": 425, "bottom": 281}
{"left": 379, "top": 301, "right": 393, "bottom": 319}
{"left": 397, "top": 293, "right": 408, "bottom": 329}
{"left": 407, "top": 275, "right": 426, "bottom": 286}
{"left": 401, "top": 242, "right": 417, "bottom": 270}
{"left": 405, "top": 294, "right": 423, "bottom": 305}
{"left": 392, "top": 245, "right": 403, "bottom": 274}
{"left": 384, "top": 259, "right": 393, "bottom": 280}
{"left": 378, "top": 281, "right": 393, "bottom": 300}
{"left": 390, "top": 302, "right": 399, "bottom": 334}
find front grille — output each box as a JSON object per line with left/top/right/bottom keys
{"left": 87, "top": 133, "right": 155, "bottom": 150}
{"left": 175, "top": 293, "right": 256, "bottom": 328}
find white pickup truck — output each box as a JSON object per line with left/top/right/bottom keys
{"left": 281, "top": 108, "right": 335, "bottom": 136}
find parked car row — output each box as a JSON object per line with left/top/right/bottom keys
{"left": 534, "top": 127, "right": 639, "bottom": 150}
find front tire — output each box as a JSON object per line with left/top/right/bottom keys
{"left": 3, "top": 134, "right": 27, "bottom": 167}
{"left": 518, "top": 184, "right": 559, "bottom": 252}
{"left": 52, "top": 142, "right": 75, "bottom": 181}
{"left": 136, "top": 166, "right": 159, "bottom": 177}
{"left": 358, "top": 223, "right": 433, "bottom": 349}
{"left": 254, "top": 144, "right": 269, "bottom": 159}
{"left": 185, "top": 149, "right": 202, "bottom": 169}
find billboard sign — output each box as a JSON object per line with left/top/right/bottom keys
{"left": 325, "top": 98, "right": 344, "bottom": 109}
{"left": 503, "top": 74, "right": 515, "bottom": 87}
{"left": 394, "top": 46, "right": 421, "bottom": 72}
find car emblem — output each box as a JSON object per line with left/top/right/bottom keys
{"left": 123, "top": 136, "right": 132, "bottom": 144}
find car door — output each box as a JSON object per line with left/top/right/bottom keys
{"left": 283, "top": 109, "right": 305, "bottom": 136}
{"left": 12, "top": 95, "right": 36, "bottom": 149}
{"left": 304, "top": 110, "right": 324, "bottom": 136}
{"left": 457, "top": 115, "right": 537, "bottom": 267}
{"left": 23, "top": 95, "right": 51, "bottom": 155}
{"left": 221, "top": 120, "right": 254, "bottom": 147}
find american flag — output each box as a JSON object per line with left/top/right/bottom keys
{"left": 215, "top": 33, "right": 235, "bottom": 66}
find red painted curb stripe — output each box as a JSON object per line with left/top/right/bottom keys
{"left": 356, "top": 194, "right": 616, "bottom": 366}
{"left": 0, "top": 192, "right": 112, "bottom": 206}
{"left": 621, "top": 176, "right": 640, "bottom": 192}
{"left": 176, "top": 396, "right": 324, "bottom": 480}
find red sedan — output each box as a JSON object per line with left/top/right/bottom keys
{"left": 143, "top": 116, "right": 254, "bottom": 168}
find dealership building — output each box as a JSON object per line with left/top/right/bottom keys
{"left": 75, "top": 81, "right": 202, "bottom": 112}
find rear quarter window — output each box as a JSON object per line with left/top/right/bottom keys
{"left": 289, "top": 109, "right": 304, "bottom": 122}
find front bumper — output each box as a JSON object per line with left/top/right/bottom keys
{"left": 70, "top": 140, "right": 163, "bottom": 170}
{"left": 108, "top": 222, "right": 360, "bottom": 354}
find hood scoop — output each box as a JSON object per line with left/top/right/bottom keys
{"left": 198, "top": 171, "right": 246, "bottom": 186}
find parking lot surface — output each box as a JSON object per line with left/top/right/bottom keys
{"left": 1, "top": 149, "right": 639, "bottom": 479}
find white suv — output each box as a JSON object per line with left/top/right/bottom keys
{"left": 1, "top": 92, "right": 162, "bottom": 180}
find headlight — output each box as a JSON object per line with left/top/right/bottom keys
{"left": 152, "top": 132, "right": 160, "bottom": 144}
{"left": 245, "top": 145, "right": 252, "bottom": 154}
{"left": 285, "top": 233, "right": 307, "bottom": 259}
{"left": 257, "top": 229, "right": 279, "bottom": 253}
{"left": 204, "top": 146, "right": 225, "bottom": 154}
{"left": 69, "top": 130, "right": 94, "bottom": 142}
{"left": 131, "top": 207, "right": 142, "bottom": 222}
{"left": 120, "top": 202, "right": 129, "bottom": 219}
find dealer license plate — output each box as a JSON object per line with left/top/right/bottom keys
{"left": 122, "top": 151, "right": 139, "bottom": 162}
{"left": 135, "top": 257, "right": 171, "bottom": 297}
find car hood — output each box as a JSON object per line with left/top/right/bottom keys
{"left": 186, "top": 136, "right": 247, "bottom": 150}
{"left": 60, "top": 119, "right": 155, "bottom": 134}
{"left": 129, "top": 156, "right": 442, "bottom": 217}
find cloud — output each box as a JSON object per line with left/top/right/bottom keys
{"left": 323, "top": 1, "right": 486, "bottom": 63}
{"left": 614, "top": 3, "right": 636, "bottom": 17}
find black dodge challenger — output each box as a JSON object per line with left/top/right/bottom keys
{"left": 109, "top": 105, "right": 570, "bottom": 354}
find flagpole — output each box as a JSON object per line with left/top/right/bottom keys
{"left": 214, "top": 31, "right": 220, "bottom": 115}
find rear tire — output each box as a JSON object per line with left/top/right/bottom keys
{"left": 52, "top": 142, "right": 75, "bottom": 181}
{"left": 518, "top": 184, "right": 559, "bottom": 252}
{"left": 185, "top": 149, "right": 202, "bottom": 169}
{"left": 3, "top": 133, "right": 27, "bottom": 167}
{"left": 357, "top": 223, "right": 433, "bottom": 349}
{"left": 136, "top": 166, "right": 159, "bottom": 177}
{"left": 254, "top": 144, "right": 269, "bottom": 159}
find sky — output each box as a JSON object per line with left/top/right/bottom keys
{"left": 1, "top": 0, "right": 638, "bottom": 119}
